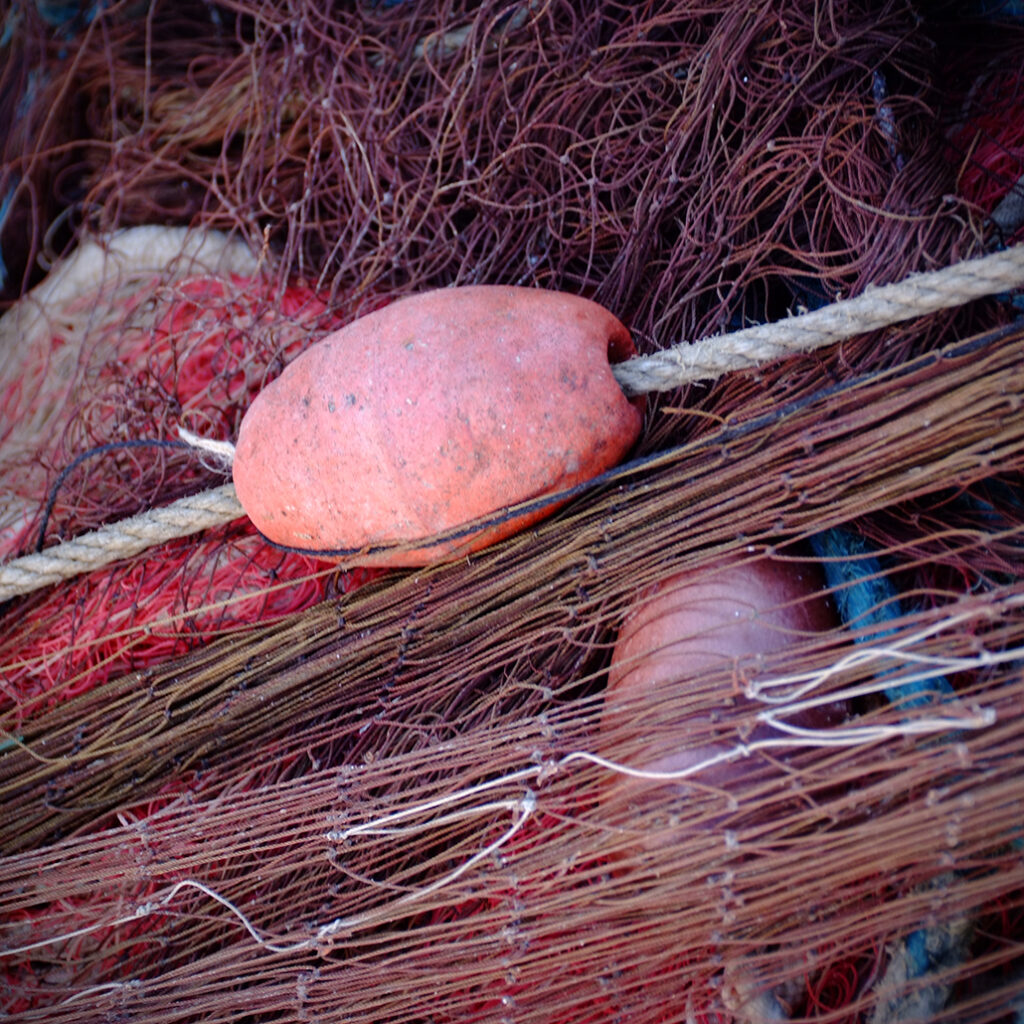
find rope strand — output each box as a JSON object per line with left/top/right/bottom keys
{"left": 2, "top": 246, "right": 1023, "bottom": 603}
{"left": 0, "top": 486, "right": 244, "bottom": 602}
{"left": 611, "top": 245, "right": 1024, "bottom": 395}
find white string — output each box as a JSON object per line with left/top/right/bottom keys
{"left": 1, "top": 790, "right": 539, "bottom": 960}
{"left": 176, "top": 426, "right": 237, "bottom": 471}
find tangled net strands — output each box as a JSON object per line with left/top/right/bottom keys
{"left": 4, "top": 323, "right": 1024, "bottom": 1021}
{"left": 0, "top": 0, "right": 989, "bottom": 324}
{"left": 2, "top": 0, "right": 1024, "bottom": 1021}
{"left": 0, "top": 229, "right": 385, "bottom": 711}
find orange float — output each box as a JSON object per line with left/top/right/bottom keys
{"left": 602, "top": 556, "right": 845, "bottom": 842}
{"left": 233, "top": 285, "right": 644, "bottom": 566}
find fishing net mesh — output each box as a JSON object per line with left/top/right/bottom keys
{"left": 2, "top": 0, "right": 1024, "bottom": 1020}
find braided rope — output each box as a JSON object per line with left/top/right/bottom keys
{"left": 0, "top": 486, "right": 244, "bottom": 602}
{"left": 2, "top": 246, "right": 1023, "bottom": 603}
{"left": 611, "top": 246, "right": 1024, "bottom": 395}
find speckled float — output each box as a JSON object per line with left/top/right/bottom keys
{"left": 233, "top": 286, "right": 644, "bottom": 565}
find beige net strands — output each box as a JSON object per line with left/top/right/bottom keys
{"left": 2, "top": 2, "right": 1024, "bottom": 1022}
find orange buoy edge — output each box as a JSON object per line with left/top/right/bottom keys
{"left": 233, "top": 285, "right": 644, "bottom": 566}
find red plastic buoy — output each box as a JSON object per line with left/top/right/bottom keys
{"left": 232, "top": 286, "right": 644, "bottom": 565}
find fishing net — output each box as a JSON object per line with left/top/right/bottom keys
{"left": 2, "top": 0, "right": 1024, "bottom": 1020}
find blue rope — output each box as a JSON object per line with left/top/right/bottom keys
{"left": 0, "top": 186, "right": 13, "bottom": 292}
{"left": 809, "top": 527, "right": 964, "bottom": 1013}
{"left": 808, "top": 527, "right": 953, "bottom": 709}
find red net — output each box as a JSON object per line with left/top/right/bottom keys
{"left": 1, "top": 1, "right": 1024, "bottom": 1021}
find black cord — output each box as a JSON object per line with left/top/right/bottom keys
{"left": 35, "top": 439, "right": 195, "bottom": 553}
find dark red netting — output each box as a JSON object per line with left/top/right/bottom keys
{"left": 2, "top": 2, "right": 1024, "bottom": 1021}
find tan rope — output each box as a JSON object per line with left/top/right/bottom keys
{"left": 611, "top": 244, "right": 1024, "bottom": 395}
{"left": 0, "top": 485, "right": 244, "bottom": 602}
{"left": 2, "top": 245, "right": 1023, "bottom": 603}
